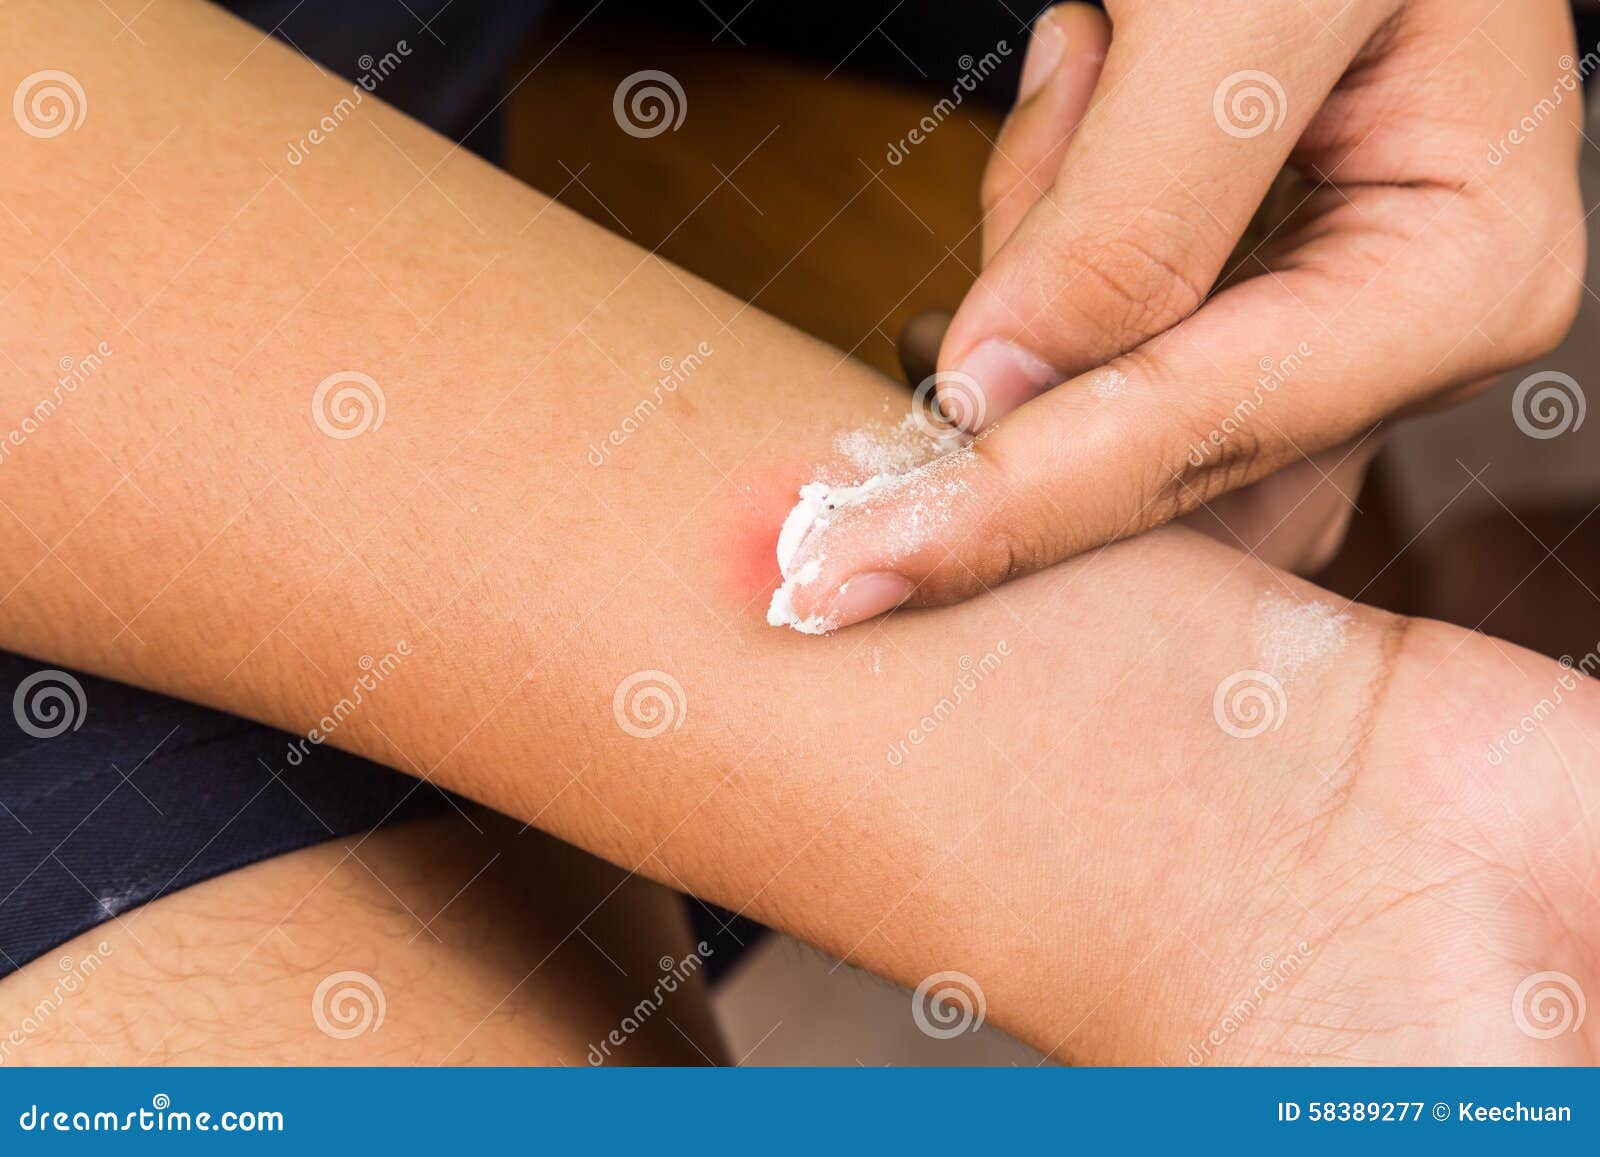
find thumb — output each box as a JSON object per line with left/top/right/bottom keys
{"left": 773, "top": 184, "right": 1517, "bottom": 632}
{"left": 936, "top": 4, "right": 1367, "bottom": 426}
{"left": 896, "top": 7, "right": 1107, "bottom": 391}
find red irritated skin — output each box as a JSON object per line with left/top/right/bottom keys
{"left": 708, "top": 462, "right": 818, "bottom": 607}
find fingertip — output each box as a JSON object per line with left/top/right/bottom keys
{"left": 944, "top": 338, "right": 1063, "bottom": 430}
{"left": 1017, "top": 7, "right": 1071, "bottom": 103}
{"left": 824, "top": 571, "right": 916, "bottom": 630}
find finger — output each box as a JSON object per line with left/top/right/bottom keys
{"left": 979, "top": 4, "right": 1111, "bottom": 264}
{"left": 936, "top": 0, "right": 1392, "bottom": 427}
{"left": 895, "top": 7, "right": 1107, "bottom": 388}
{"left": 776, "top": 181, "right": 1581, "bottom": 631}
{"left": 1181, "top": 433, "right": 1385, "bottom": 574}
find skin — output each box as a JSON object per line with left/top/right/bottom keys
{"left": 806, "top": 0, "right": 1587, "bottom": 629}
{"left": 0, "top": 814, "right": 725, "bottom": 1065}
{"left": 0, "top": 0, "right": 1597, "bottom": 1063}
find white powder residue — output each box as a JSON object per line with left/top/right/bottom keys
{"left": 1087, "top": 367, "right": 1127, "bottom": 400}
{"left": 766, "top": 440, "right": 975, "bottom": 634}
{"left": 833, "top": 413, "right": 968, "bottom": 478}
{"left": 872, "top": 446, "right": 972, "bottom": 564}
{"left": 1253, "top": 592, "right": 1350, "bottom": 681}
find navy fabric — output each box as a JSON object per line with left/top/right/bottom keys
{"left": 0, "top": 654, "right": 453, "bottom": 977}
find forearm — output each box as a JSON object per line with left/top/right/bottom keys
{"left": 3, "top": 0, "right": 1406, "bottom": 1060}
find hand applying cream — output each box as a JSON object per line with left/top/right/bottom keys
{"left": 766, "top": 444, "right": 981, "bottom": 635}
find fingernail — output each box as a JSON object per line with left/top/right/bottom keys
{"left": 1018, "top": 11, "right": 1067, "bottom": 102}
{"left": 824, "top": 571, "right": 914, "bottom": 629}
{"left": 954, "top": 338, "right": 1063, "bottom": 423}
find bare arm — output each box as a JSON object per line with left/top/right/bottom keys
{"left": 4, "top": 0, "right": 1595, "bottom": 1064}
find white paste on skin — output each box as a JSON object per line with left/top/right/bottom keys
{"left": 767, "top": 476, "right": 896, "bottom": 634}
{"left": 766, "top": 437, "right": 974, "bottom": 635}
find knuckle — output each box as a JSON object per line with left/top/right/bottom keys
{"left": 1474, "top": 184, "right": 1586, "bottom": 367}
{"left": 1515, "top": 274, "right": 1583, "bottom": 366}
{"left": 1517, "top": 229, "right": 1585, "bottom": 363}
{"left": 963, "top": 436, "right": 1055, "bottom": 584}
